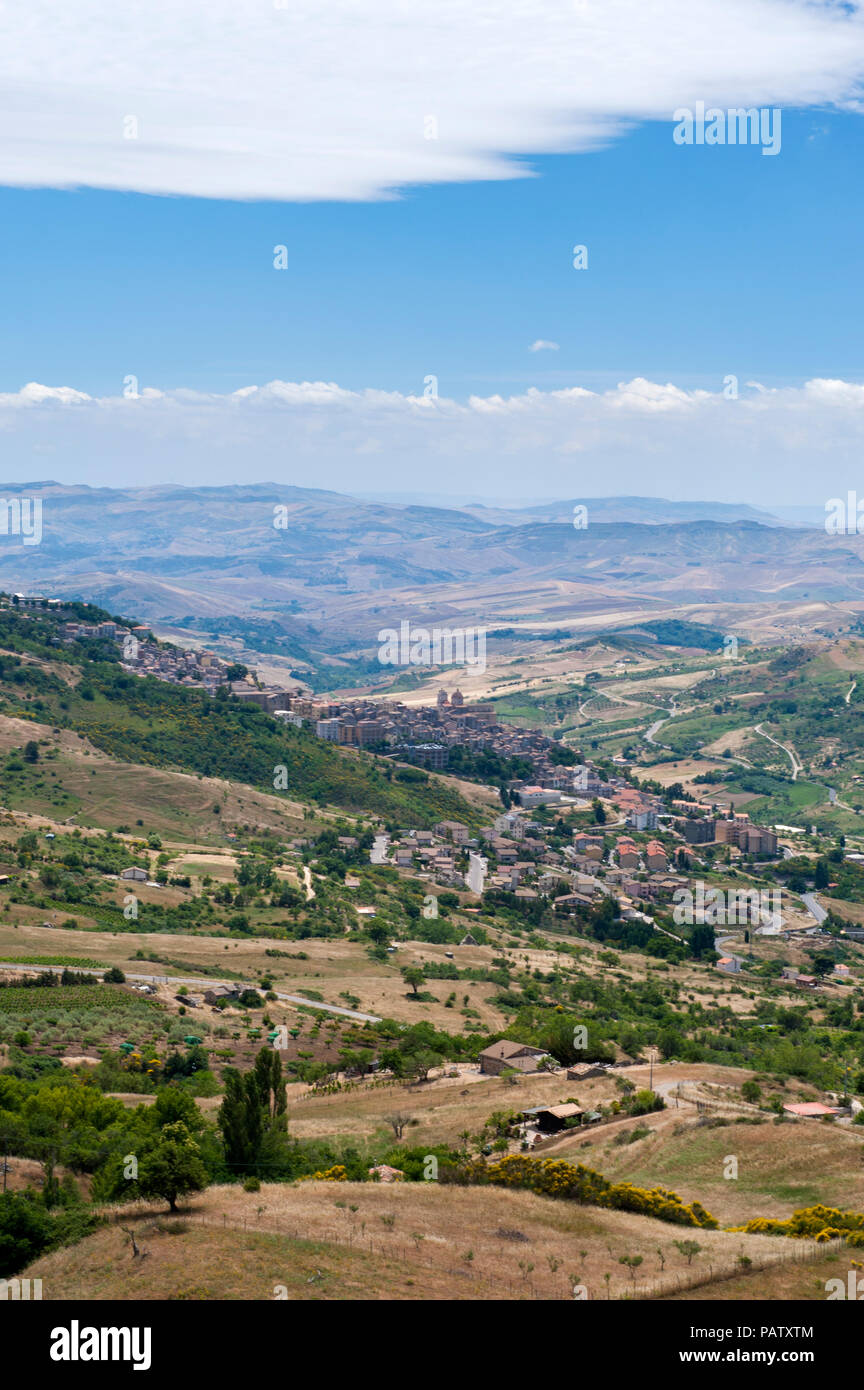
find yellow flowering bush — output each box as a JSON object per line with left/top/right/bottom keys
{"left": 299, "top": 1164, "right": 348, "bottom": 1182}
{"left": 734, "top": 1205, "right": 864, "bottom": 1246}
{"left": 455, "top": 1154, "right": 716, "bottom": 1228}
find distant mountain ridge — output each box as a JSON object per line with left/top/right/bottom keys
{"left": 0, "top": 483, "right": 858, "bottom": 660}
{"left": 464, "top": 495, "right": 789, "bottom": 527}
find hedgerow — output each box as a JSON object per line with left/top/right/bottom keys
{"left": 444, "top": 1154, "right": 717, "bottom": 1228}
{"left": 732, "top": 1205, "right": 864, "bottom": 1246}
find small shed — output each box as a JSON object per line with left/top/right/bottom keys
{"left": 782, "top": 1102, "right": 842, "bottom": 1118}
{"left": 528, "top": 1103, "right": 584, "bottom": 1133}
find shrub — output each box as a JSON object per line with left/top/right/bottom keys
{"left": 445, "top": 1154, "right": 716, "bottom": 1228}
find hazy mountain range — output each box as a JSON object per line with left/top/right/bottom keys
{"left": 0, "top": 483, "right": 859, "bottom": 667}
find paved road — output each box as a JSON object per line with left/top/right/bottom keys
{"left": 644, "top": 718, "right": 671, "bottom": 748}
{"left": 827, "top": 785, "right": 857, "bottom": 813}
{"left": 800, "top": 892, "right": 828, "bottom": 925}
{"left": 754, "top": 722, "right": 802, "bottom": 780}
{"left": 847, "top": 681, "right": 857, "bottom": 706}
{"left": 715, "top": 933, "right": 747, "bottom": 971}
{"left": 0, "top": 962, "right": 381, "bottom": 1023}
{"left": 370, "top": 835, "right": 389, "bottom": 865}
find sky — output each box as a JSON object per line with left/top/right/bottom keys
{"left": 2, "top": 0, "right": 864, "bottom": 504}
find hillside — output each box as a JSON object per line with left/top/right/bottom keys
{"left": 23, "top": 1180, "right": 818, "bottom": 1303}
{"left": 3, "top": 591, "right": 864, "bottom": 1311}
{"left": 0, "top": 601, "right": 484, "bottom": 828}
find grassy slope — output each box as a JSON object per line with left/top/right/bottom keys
{"left": 25, "top": 1180, "right": 807, "bottom": 1302}
{"left": 1, "top": 672, "right": 486, "bottom": 830}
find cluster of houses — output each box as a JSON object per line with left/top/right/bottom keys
{"left": 295, "top": 686, "right": 597, "bottom": 788}
{"left": 52, "top": 614, "right": 237, "bottom": 695}
{"left": 363, "top": 767, "right": 787, "bottom": 931}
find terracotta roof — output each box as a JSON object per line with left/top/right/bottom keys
{"left": 783, "top": 1102, "right": 841, "bottom": 1117}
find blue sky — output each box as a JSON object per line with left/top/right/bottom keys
{"left": 4, "top": 0, "right": 864, "bottom": 502}
{"left": 1, "top": 109, "right": 862, "bottom": 401}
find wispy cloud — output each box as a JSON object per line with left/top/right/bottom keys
{"left": 529, "top": 341, "right": 560, "bottom": 353}
{"left": 1, "top": 1, "right": 864, "bottom": 200}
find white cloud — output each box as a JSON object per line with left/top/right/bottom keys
{"left": 529, "top": 341, "right": 560, "bottom": 353}
{"left": 1, "top": 1, "right": 863, "bottom": 201}
{"left": 0, "top": 382, "right": 93, "bottom": 407}
{"left": 5, "top": 374, "right": 864, "bottom": 505}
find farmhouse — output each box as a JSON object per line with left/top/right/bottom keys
{"left": 120, "top": 866, "right": 148, "bottom": 882}
{"left": 782, "top": 1102, "right": 843, "bottom": 1119}
{"left": 203, "top": 985, "right": 241, "bottom": 1005}
{"left": 522, "top": 1103, "right": 584, "bottom": 1133}
{"left": 716, "top": 956, "right": 741, "bottom": 974}
{"left": 478, "top": 1040, "right": 551, "bottom": 1076}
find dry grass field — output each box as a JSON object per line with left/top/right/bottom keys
{"left": 25, "top": 1180, "right": 819, "bottom": 1302}
{"left": 546, "top": 1083, "right": 864, "bottom": 1225}
{"left": 0, "top": 711, "right": 312, "bottom": 839}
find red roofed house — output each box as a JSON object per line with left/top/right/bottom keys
{"left": 782, "top": 1102, "right": 843, "bottom": 1118}
{"left": 645, "top": 840, "right": 668, "bottom": 872}
{"left": 616, "top": 838, "right": 640, "bottom": 870}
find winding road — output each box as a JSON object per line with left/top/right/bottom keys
{"left": 800, "top": 892, "right": 828, "bottom": 926}
{"left": 0, "top": 961, "right": 381, "bottom": 1022}
{"left": 754, "top": 723, "right": 802, "bottom": 781}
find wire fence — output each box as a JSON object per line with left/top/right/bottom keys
{"left": 102, "top": 1200, "right": 837, "bottom": 1302}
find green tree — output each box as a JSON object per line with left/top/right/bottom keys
{"left": 0, "top": 1194, "right": 50, "bottom": 1278}
{"left": 138, "top": 1121, "right": 208, "bottom": 1213}
{"left": 405, "top": 1048, "right": 441, "bottom": 1082}
{"left": 674, "top": 1239, "right": 702, "bottom": 1266}
{"left": 252, "top": 1048, "right": 286, "bottom": 1121}
{"left": 401, "top": 966, "right": 425, "bottom": 998}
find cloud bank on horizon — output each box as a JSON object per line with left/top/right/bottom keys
{"left": 1, "top": 0, "right": 864, "bottom": 201}
{"left": 4, "top": 375, "right": 864, "bottom": 505}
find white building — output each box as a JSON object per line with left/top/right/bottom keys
{"left": 466, "top": 851, "right": 488, "bottom": 896}
{"left": 517, "top": 786, "right": 562, "bottom": 808}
